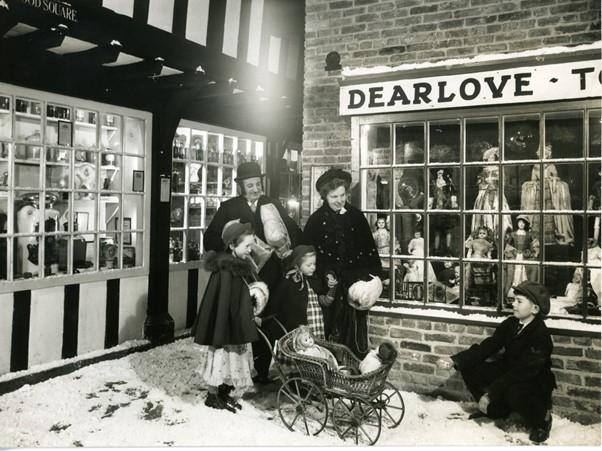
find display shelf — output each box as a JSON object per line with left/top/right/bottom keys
{"left": 101, "top": 125, "right": 119, "bottom": 131}
{"left": 75, "top": 121, "right": 97, "bottom": 128}
{"left": 14, "top": 158, "right": 40, "bottom": 165}
{"left": 46, "top": 161, "right": 70, "bottom": 167}
{"left": 46, "top": 117, "right": 72, "bottom": 123}
{"left": 15, "top": 111, "right": 41, "bottom": 119}
{"left": 101, "top": 165, "right": 120, "bottom": 171}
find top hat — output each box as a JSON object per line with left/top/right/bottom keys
{"left": 315, "top": 168, "right": 352, "bottom": 192}
{"left": 235, "top": 162, "right": 265, "bottom": 182}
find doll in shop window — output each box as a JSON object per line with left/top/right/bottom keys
{"left": 520, "top": 143, "right": 574, "bottom": 246}
{"left": 430, "top": 169, "right": 458, "bottom": 255}
{"left": 503, "top": 215, "right": 540, "bottom": 298}
{"left": 464, "top": 225, "right": 496, "bottom": 306}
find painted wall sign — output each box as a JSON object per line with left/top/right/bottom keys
{"left": 339, "top": 60, "right": 601, "bottom": 116}
{"left": 17, "top": 0, "right": 78, "bottom": 22}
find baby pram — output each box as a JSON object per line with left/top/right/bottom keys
{"left": 256, "top": 319, "right": 405, "bottom": 445}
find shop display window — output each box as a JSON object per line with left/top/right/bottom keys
{"left": 169, "top": 121, "right": 266, "bottom": 264}
{"left": 0, "top": 87, "right": 148, "bottom": 282}
{"left": 359, "top": 101, "right": 601, "bottom": 319}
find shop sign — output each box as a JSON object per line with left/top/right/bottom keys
{"left": 15, "top": 0, "right": 78, "bottom": 22}
{"left": 340, "top": 60, "right": 601, "bottom": 116}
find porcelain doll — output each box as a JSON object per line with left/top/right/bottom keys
{"left": 465, "top": 226, "right": 496, "bottom": 304}
{"left": 504, "top": 215, "right": 540, "bottom": 297}
{"left": 430, "top": 169, "right": 458, "bottom": 254}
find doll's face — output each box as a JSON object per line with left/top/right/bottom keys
{"left": 572, "top": 270, "right": 583, "bottom": 284}
{"left": 444, "top": 261, "right": 452, "bottom": 269}
{"left": 414, "top": 231, "right": 422, "bottom": 239}
{"left": 517, "top": 219, "right": 526, "bottom": 230}
{"left": 454, "top": 266, "right": 460, "bottom": 278}
{"left": 512, "top": 295, "right": 539, "bottom": 320}
{"left": 377, "top": 218, "right": 386, "bottom": 229}
{"left": 298, "top": 254, "right": 316, "bottom": 277}
{"left": 231, "top": 234, "right": 255, "bottom": 259}
{"left": 437, "top": 170, "right": 444, "bottom": 178}
{"left": 478, "top": 229, "right": 487, "bottom": 240}
{"left": 297, "top": 331, "right": 314, "bottom": 349}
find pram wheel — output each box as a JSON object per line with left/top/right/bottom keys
{"left": 277, "top": 377, "right": 328, "bottom": 436}
{"left": 373, "top": 382, "right": 405, "bottom": 428}
{"left": 332, "top": 397, "right": 382, "bottom": 446}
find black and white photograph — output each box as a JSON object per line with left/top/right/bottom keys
{"left": 0, "top": 0, "right": 599, "bottom": 447}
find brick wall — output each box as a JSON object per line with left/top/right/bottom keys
{"left": 368, "top": 312, "right": 601, "bottom": 424}
{"left": 302, "top": 0, "right": 601, "bottom": 215}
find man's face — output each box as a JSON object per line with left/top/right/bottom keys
{"left": 241, "top": 177, "right": 263, "bottom": 203}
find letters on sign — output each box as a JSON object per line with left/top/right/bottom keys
{"left": 18, "top": 0, "right": 78, "bottom": 22}
{"left": 339, "top": 60, "right": 601, "bottom": 116}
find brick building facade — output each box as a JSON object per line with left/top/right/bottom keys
{"left": 302, "top": 0, "right": 601, "bottom": 424}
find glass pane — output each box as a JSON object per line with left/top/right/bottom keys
{"left": 588, "top": 162, "right": 601, "bottom": 211}
{"left": 14, "top": 156, "right": 40, "bottom": 188}
{"left": 428, "top": 167, "right": 460, "bottom": 210}
{"left": 170, "top": 196, "right": 184, "bottom": 228}
{"left": 0, "top": 195, "right": 7, "bottom": 234}
{"left": 222, "top": 167, "right": 233, "bottom": 196}
{"left": 466, "top": 166, "right": 512, "bottom": 239}
{"left": 466, "top": 117, "right": 499, "bottom": 162}
{"left": 191, "top": 130, "right": 204, "bottom": 161}
{"left": 188, "top": 197, "right": 203, "bottom": 227}
{"left": 73, "top": 193, "right": 97, "bottom": 233}
{"left": 45, "top": 148, "right": 71, "bottom": 189}
{"left": 503, "top": 262, "right": 540, "bottom": 301}
{"left": 45, "top": 104, "right": 72, "bottom": 145}
{"left": 207, "top": 134, "right": 220, "bottom": 163}
{"left": 15, "top": 98, "right": 41, "bottom": 142}
{"left": 206, "top": 165, "right": 218, "bottom": 195}
{"left": 428, "top": 213, "right": 461, "bottom": 257}
{"left": 171, "top": 161, "right": 186, "bottom": 194}
{"left": 123, "top": 155, "right": 144, "bottom": 193}
{"left": 189, "top": 162, "right": 203, "bottom": 194}
{"left": 363, "top": 168, "right": 391, "bottom": 210}
{"left": 123, "top": 194, "right": 143, "bottom": 231}
{"left": 394, "top": 123, "right": 424, "bottom": 164}
{"left": 393, "top": 168, "right": 424, "bottom": 210}
{"left": 173, "top": 127, "right": 189, "bottom": 160}
{"left": 224, "top": 136, "right": 235, "bottom": 166}
{"left": 74, "top": 153, "right": 98, "bottom": 195}
{"left": 187, "top": 229, "right": 202, "bottom": 261}
{"left": 170, "top": 230, "right": 184, "bottom": 263}
{"left": 430, "top": 259, "right": 460, "bottom": 304}
{"left": 392, "top": 258, "right": 424, "bottom": 303}
{"left": 74, "top": 109, "right": 98, "bottom": 148}
{"left": 588, "top": 109, "right": 601, "bottom": 157}
{"left": 45, "top": 233, "right": 69, "bottom": 277}
{"left": 129, "top": 232, "right": 143, "bottom": 267}
{"left": 204, "top": 197, "right": 219, "bottom": 227}
{"left": 100, "top": 113, "right": 122, "bottom": 152}
{"left": 74, "top": 235, "right": 95, "bottom": 273}
{"left": 100, "top": 194, "right": 120, "bottom": 233}
{"left": 13, "top": 236, "right": 40, "bottom": 279}
{"left": 237, "top": 139, "right": 252, "bottom": 165}
{"left": 503, "top": 115, "right": 539, "bottom": 161}
{"left": 100, "top": 234, "right": 119, "bottom": 270}
{"left": 464, "top": 219, "right": 498, "bottom": 259}
{"left": 587, "top": 214, "right": 601, "bottom": 251}
{"left": 429, "top": 120, "right": 460, "bottom": 163}
{"left": 463, "top": 262, "right": 499, "bottom": 307}
{"left": 48, "top": 192, "right": 69, "bottom": 232}
{"left": 125, "top": 117, "right": 145, "bottom": 155}
{"left": 254, "top": 141, "right": 264, "bottom": 168}
{"left": 361, "top": 124, "right": 391, "bottom": 166}
{"left": 0, "top": 95, "right": 11, "bottom": 139}
{"left": 586, "top": 262, "right": 601, "bottom": 315}
{"left": 544, "top": 111, "right": 583, "bottom": 159}
{"left": 541, "top": 214, "right": 582, "bottom": 260}
{"left": 100, "top": 152, "right": 121, "bottom": 191}
{"left": 394, "top": 212, "right": 424, "bottom": 257}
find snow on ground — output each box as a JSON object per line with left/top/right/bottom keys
{"left": 0, "top": 338, "right": 599, "bottom": 447}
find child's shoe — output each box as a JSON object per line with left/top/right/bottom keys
{"left": 529, "top": 411, "right": 552, "bottom": 443}
{"left": 205, "top": 392, "right": 236, "bottom": 413}
{"left": 218, "top": 384, "right": 242, "bottom": 410}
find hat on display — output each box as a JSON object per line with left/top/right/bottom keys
{"left": 513, "top": 280, "right": 551, "bottom": 316}
{"left": 516, "top": 214, "right": 531, "bottom": 225}
{"left": 235, "top": 162, "right": 264, "bottom": 182}
{"left": 286, "top": 244, "right": 316, "bottom": 269}
{"left": 315, "top": 167, "right": 352, "bottom": 192}
{"left": 221, "top": 219, "right": 254, "bottom": 246}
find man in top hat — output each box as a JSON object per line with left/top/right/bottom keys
{"left": 203, "top": 161, "right": 302, "bottom": 382}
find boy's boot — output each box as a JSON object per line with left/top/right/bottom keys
{"left": 205, "top": 392, "right": 236, "bottom": 413}
{"left": 529, "top": 410, "right": 552, "bottom": 443}
{"left": 218, "top": 384, "right": 242, "bottom": 410}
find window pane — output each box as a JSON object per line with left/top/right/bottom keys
{"left": 222, "top": 167, "right": 234, "bottom": 196}
{"left": 170, "top": 196, "right": 185, "bottom": 228}
{"left": 224, "top": 136, "right": 235, "bottom": 166}
{"left": 15, "top": 98, "right": 42, "bottom": 142}
{"left": 431, "top": 259, "right": 460, "bottom": 304}
{"left": 361, "top": 124, "right": 391, "bottom": 166}
{"left": 545, "top": 111, "right": 583, "bottom": 159}
{"left": 429, "top": 120, "right": 460, "bottom": 163}
{"left": 188, "top": 197, "right": 202, "bottom": 228}
{"left": 123, "top": 194, "right": 144, "bottom": 230}
{"left": 14, "top": 191, "right": 40, "bottom": 234}
{"left": 191, "top": 130, "right": 204, "bottom": 161}
{"left": 0, "top": 95, "right": 11, "bottom": 139}
{"left": 189, "top": 162, "right": 203, "bottom": 194}
{"left": 100, "top": 152, "right": 121, "bottom": 191}
{"left": 0, "top": 195, "right": 7, "bottom": 234}
{"left": 392, "top": 258, "right": 424, "bottom": 304}
{"left": 542, "top": 214, "right": 582, "bottom": 261}
{"left": 464, "top": 217, "right": 500, "bottom": 257}
{"left": 206, "top": 165, "right": 218, "bottom": 195}
{"left": 428, "top": 167, "right": 460, "bottom": 210}
{"left": 170, "top": 230, "right": 184, "bottom": 263}
{"left": 14, "top": 147, "right": 41, "bottom": 188}
{"left": 363, "top": 168, "right": 391, "bottom": 209}
{"left": 503, "top": 115, "right": 539, "bottom": 161}
{"left": 588, "top": 109, "right": 601, "bottom": 157}
{"left": 207, "top": 133, "right": 220, "bottom": 163}
{"left": 588, "top": 162, "right": 601, "bottom": 211}
{"left": 100, "top": 113, "right": 122, "bottom": 152}
{"left": 123, "top": 155, "right": 144, "bottom": 194}
{"left": 100, "top": 194, "right": 120, "bottom": 233}
{"left": 74, "top": 235, "right": 95, "bottom": 273}
{"left": 45, "top": 104, "right": 72, "bottom": 145}
{"left": 204, "top": 197, "right": 219, "bottom": 227}
{"left": 464, "top": 262, "right": 498, "bottom": 307}
{"left": 394, "top": 212, "right": 423, "bottom": 257}
{"left": 74, "top": 151, "right": 98, "bottom": 192}
{"left": 394, "top": 123, "right": 424, "bottom": 164}
{"left": 466, "top": 117, "right": 499, "bottom": 162}
{"left": 466, "top": 165, "right": 511, "bottom": 239}
{"left": 49, "top": 192, "right": 69, "bottom": 233}
{"left": 124, "top": 117, "right": 145, "bottom": 155}
{"left": 14, "top": 236, "right": 40, "bottom": 279}
{"left": 74, "top": 109, "right": 98, "bottom": 148}
{"left": 173, "top": 127, "right": 188, "bottom": 160}
{"left": 172, "top": 161, "right": 186, "bottom": 194}
{"left": 237, "top": 139, "right": 252, "bottom": 165}
{"left": 46, "top": 148, "right": 71, "bottom": 189}
{"left": 100, "top": 234, "right": 119, "bottom": 270}
{"left": 428, "top": 213, "right": 461, "bottom": 257}
{"left": 254, "top": 141, "right": 264, "bottom": 167}
{"left": 187, "top": 229, "right": 202, "bottom": 262}
{"left": 73, "top": 193, "right": 97, "bottom": 233}
{"left": 393, "top": 168, "right": 424, "bottom": 210}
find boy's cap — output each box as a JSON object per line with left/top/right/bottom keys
{"left": 221, "top": 219, "right": 253, "bottom": 246}
{"left": 513, "top": 280, "right": 550, "bottom": 316}
{"left": 287, "top": 244, "right": 316, "bottom": 269}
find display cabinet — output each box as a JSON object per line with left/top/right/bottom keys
{"left": 169, "top": 120, "right": 265, "bottom": 264}
{"left": 0, "top": 83, "right": 150, "bottom": 284}
{"left": 356, "top": 100, "right": 601, "bottom": 319}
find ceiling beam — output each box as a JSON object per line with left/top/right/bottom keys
{"left": 60, "top": 41, "right": 121, "bottom": 66}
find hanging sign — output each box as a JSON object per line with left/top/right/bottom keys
{"left": 15, "top": 0, "right": 78, "bottom": 22}
{"left": 340, "top": 59, "right": 601, "bottom": 116}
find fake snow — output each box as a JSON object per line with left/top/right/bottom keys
{"left": 0, "top": 338, "right": 599, "bottom": 447}
{"left": 342, "top": 42, "right": 602, "bottom": 77}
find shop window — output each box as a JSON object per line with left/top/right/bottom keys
{"left": 360, "top": 102, "right": 601, "bottom": 319}
{"left": 169, "top": 121, "right": 266, "bottom": 264}
{"left": 0, "top": 87, "right": 148, "bottom": 282}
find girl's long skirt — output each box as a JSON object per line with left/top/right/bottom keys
{"left": 195, "top": 343, "right": 255, "bottom": 398}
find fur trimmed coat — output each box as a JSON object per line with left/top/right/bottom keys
{"left": 191, "top": 251, "right": 259, "bottom": 347}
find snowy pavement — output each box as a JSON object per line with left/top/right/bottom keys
{"left": 0, "top": 338, "right": 599, "bottom": 447}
